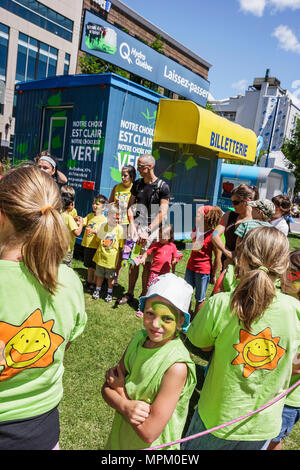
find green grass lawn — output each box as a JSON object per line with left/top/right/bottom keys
{"left": 59, "top": 234, "right": 300, "bottom": 450}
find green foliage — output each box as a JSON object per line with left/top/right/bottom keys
{"left": 206, "top": 102, "right": 216, "bottom": 113}
{"left": 150, "top": 34, "right": 165, "bottom": 54}
{"left": 282, "top": 118, "right": 300, "bottom": 193}
{"left": 79, "top": 53, "right": 130, "bottom": 79}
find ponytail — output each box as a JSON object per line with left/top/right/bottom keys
{"left": 231, "top": 226, "right": 289, "bottom": 331}
{"left": 0, "top": 165, "right": 69, "bottom": 295}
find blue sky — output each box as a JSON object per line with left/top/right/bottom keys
{"left": 119, "top": 0, "right": 300, "bottom": 106}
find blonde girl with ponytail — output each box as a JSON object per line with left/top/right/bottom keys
{"left": 183, "top": 226, "right": 300, "bottom": 450}
{"left": 0, "top": 165, "right": 86, "bottom": 450}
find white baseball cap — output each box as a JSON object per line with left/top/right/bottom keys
{"left": 139, "top": 273, "right": 193, "bottom": 330}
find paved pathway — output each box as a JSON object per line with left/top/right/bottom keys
{"left": 291, "top": 219, "right": 300, "bottom": 234}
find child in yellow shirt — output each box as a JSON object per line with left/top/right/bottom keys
{"left": 92, "top": 203, "right": 124, "bottom": 302}
{"left": 81, "top": 194, "right": 108, "bottom": 291}
{"left": 61, "top": 193, "right": 83, "bottom": 267}
{"left": 61, "top": 185, "right": 78, "bottom": 218}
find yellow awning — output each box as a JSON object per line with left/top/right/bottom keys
{"left": 153, "top": 100, "right": 257, "bottom": 163}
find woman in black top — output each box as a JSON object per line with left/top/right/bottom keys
{"left": 212, "top": 184, "right": 258, "bottom": 266}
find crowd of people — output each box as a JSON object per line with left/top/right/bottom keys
{"left": 0, "top": 152, "right": 299, "bottom": 451}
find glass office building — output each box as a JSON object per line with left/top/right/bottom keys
{"left": 0, "top": 0, "right": 73, "bottom": 41}
{"left": 0, "top": 0, "right": 83, "bottom": 158}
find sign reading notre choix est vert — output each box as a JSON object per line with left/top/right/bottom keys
{"left": 81, "top": 10, "right": 210, "bottom": 107}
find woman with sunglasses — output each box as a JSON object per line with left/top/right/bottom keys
{"left": 212, "top": 184, "right": 258, "bottom": 267}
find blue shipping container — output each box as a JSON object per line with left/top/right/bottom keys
{"left": 14, "top": 73, "right": 161, "bottom": 217}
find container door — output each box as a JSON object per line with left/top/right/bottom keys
{"left": 40, "top": 106, "right": 73, "bottom": 167}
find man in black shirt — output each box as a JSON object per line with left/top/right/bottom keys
{"left": 118, "top": 154, "right": 170, "bottom": 304}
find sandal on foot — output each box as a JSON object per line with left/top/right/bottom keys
{"left": 118, "top": 293, "right": 134, "bottom": 304}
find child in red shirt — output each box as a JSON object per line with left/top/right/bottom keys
{"left": 137, "top": 224, "right": 177, "bottom": 318}
{"left": 185, "top": 206, "right": 223, "bottom": 320}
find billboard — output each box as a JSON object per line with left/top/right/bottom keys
{"left": 81, "top": 10, "right": 210, "bottom": 107}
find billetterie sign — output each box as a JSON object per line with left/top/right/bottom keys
{"left": 81, "top": 10, "right": 210, "bottom": 107}
{"left": 210, "top": 131, "right": 248, "bottom": 158}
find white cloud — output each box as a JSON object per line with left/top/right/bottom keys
{"left": 272, "top": 25, "right": 300, "bottom": 53}
{"left": 238, "top": 0, "right": 300, "bottom": 16}
{"left": 269, "top": 0, "right": 300, "bottom": 10}
{"left": 231, "top": 79, "right": 248, "bottom": 93}
{"left": 287, "top": 90, "right": 300, "bottom": 108}
{"left": 239, "top": 0, "right": 267, "bottom": 16}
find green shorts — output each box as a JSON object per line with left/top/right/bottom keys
{"left": 95, "top": 265, "right": 116, "bottom": 279}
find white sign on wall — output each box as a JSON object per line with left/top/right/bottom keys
{"left": 91, "top": 0, "right": 111, "bottom": 12}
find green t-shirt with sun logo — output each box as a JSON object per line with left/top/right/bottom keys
{"left": 0, "top": 261, "right": 87, "bottom": 422}
{"left": 187, "top": 291, "right": 300, "bottom": 441}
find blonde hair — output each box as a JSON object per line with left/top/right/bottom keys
{"left": 0, "top": 165, "right": 69, "bottom": 294}
{"left": 61, "top": 184, "right": 75, "bottom": 198}
{"left": 231, "top": 226, "right": 289, "bottom": 331}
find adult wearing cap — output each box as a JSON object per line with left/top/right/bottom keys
{"left": 234, "top": 198, "right": 275, "bottom": 247}
{"left": 102, "top": 273, "right": 196, "bottom": 450}
{"left": 215, "top": 199, "right": 275, "bottom": 294}
{"left": 37, "top": 151, "right": 67, "bottom": 185}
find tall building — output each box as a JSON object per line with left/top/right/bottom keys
{"left": 210, "top": 72, "right": 300, "bottom": 160}
{"left": 0, "top": 0, "right": 83, "bottom": 158}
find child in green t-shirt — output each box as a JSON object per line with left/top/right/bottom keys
{"left": 268, "top": 249, "right": 300, "bottom": 450}
{"left": 183, "top": 226, "right": 300, "bottom": 450}
{"left": 0, "top": 166, "right": 86, "bottom": 450}
{"left": 101, "top": 273, "right": 196, "bottom": 450}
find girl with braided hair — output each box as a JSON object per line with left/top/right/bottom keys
{"left": 184, "top": 205, "right": 223, "bottom": 319}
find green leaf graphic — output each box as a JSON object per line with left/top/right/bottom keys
{"left": 110, "top": 167, "right": 122, "bottom": 183}
{"left": 163, "top": 171, "right": 176, "bottom": 180}
{"left": 67, "top": 159, "right": 77, "bottom": 168}
{"left": 17, "top": 141, "right": 28, "bottom": 155}
{"left": 185, "top": 156, "right": 197, "bottom": 170}
{"left": 47, "top": 92, "right": 61, "bottom": 106}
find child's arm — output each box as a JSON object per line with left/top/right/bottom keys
{"left": 292, "top": 353, "right": 300, "bottom": 375}
{"left": 132, "top": 362, "right": 188, "bottom": 444}
{"left": 73, "top": 216, "right": 83, "bottom": 237}
{"left": 102, "top": 352, "right": 150, "bottom": 426}
{"left": 211, "top": 213, "right": 233, "bottom": 260}
{"left": 211, "top": 246, "right": 222, "bottom": 284}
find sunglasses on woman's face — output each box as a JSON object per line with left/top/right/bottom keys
{"left": 232, "top": 199, "right": 242, "bottom": 206}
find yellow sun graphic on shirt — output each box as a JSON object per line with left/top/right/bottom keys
{"left": 0, "top": 309, "right": 64, "bottom": 381}
{"left": 232, "top": 328, "right": 286, "bottom": 378}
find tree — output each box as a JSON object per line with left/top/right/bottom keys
{"left": 78, "top": 54, "right": 130, "bottom": 79}
{"left": 150, "top": 35, "right": 165, "bottom": 54}
{"left": 282, "top": 117, "right": 300, "bottom": 194}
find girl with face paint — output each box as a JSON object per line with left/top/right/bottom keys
{"left": 102, "top": 273, "right": 196, "bottom": 450}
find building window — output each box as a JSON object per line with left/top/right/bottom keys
{"left": 63, "top": 53, "right": 70, "bottom": 75}
{"left": 0, "top": 0, "right": 73, "bottom": 42}
{"left": 0, "top": 23, "right": 9, "bottom": 83}
{"left": 16, "top": 33, "right": 57, "bottom": 82}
